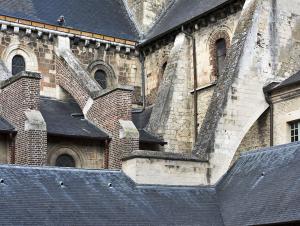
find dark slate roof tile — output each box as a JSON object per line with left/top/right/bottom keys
{"left": 145, "top": 0, "right": 231, "bottom": 42}
{"left": 0, "top": 0, "right": 139, "bottom": 41}
{"left": 0, "top": 165, "right": 224, "bottom": 226}
{"left": 40, "top": 97, "right": 109, "bottom": 141}
{"left": 217, "top": 142, "right": 300, "bottom": 226}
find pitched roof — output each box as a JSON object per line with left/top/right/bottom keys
{"left": 0, "top": 142, "right": 300, "bottom": 224}
{"left": 0, "top": 117, "right": 15, "bottom": 134}
{"left": 145, "top": 0, "right": 232, "bottom": 42}
{"left": 132, "top": 107, "right": 166, "bottom": 145}
{"left": 269, "top": 70, "right": 300, "bottom": 92}
{"left": 40, "top": 97, "right": 109, "bottom": 141}
{"left": 0, "top": 165, "right": 224, "bottom": 226}
{"left": 217, "top": 142, "right": 300, "bottom": 226}
{"left": 0, "top": 0, "right": 139, "bottom": 41}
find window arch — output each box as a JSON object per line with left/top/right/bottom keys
{"left": 55, "top": 154, "right": 76, "bottom": 168}
{"left": 208, "top": 30, "right": 231, "bottom": 80}
{"left": 95, "top": 69, "right": 107, "bottom": 89}
{"left": 215, "top": 38, "right": 227, "bottom": 77}
{"left": 12, "top": 55, "right": 25, "bottom": 75}
{"left": 87, "top": 60, "right": 116, "bottom": 89}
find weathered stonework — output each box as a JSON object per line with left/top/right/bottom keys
{"left": 147, "top": 33, "right": 193, "bottom": 153}
{"left": 125, "top": 0, "right": 172, "bottom": 33}
{"left": 194, "top": 0, "right": 300, "bottom": 184}
{"left": 48, "top": 138, "right": 105, "bottom": 169}
{"left": 122, "top": 150, "right": 209, "bottom": 186}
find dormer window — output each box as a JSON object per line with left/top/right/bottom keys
{"left": 12, "top": 55, "right": 25, "bottom": 76}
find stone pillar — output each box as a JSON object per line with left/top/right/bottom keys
{"left": 0, "top": 72, "right": 47, "bottom": 165}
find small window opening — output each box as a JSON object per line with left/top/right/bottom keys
{"left": 55, "top": 154, "right": 76, "bottom": 168}
{"left": 216, "top": 38, "right": 227, "bottom": 77}
{"left": 290, "top": 121, "right": 299, "bottom": 142}
{"left": 95, "top": 70, "right": 107, "bottom": 89}
{"left": 12, "top": 55, "right": 25, "bottom": 76}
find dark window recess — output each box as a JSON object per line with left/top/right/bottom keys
{"left": 216, "top": 38, "right": 227, "bottom": 77}
{"left": 95, "top": 70, "right": 107, "bottom": 89}
{"left": 290, "top": 121, "right": 299, "bottom": 142}
{"left": 55, "top": 154, "right": 76, "bottom": 168}
{"left": 12, "top": 55, "right": 26, "bottom": 76}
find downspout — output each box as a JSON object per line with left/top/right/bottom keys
{"left": 265, "top": 92, "right": 274, "bottom": 146}
{"left": 181, "top": 26, "right": 198, "bottom": 143}
{"left": 139, "top": 52, "right": 146, "bottom": 110}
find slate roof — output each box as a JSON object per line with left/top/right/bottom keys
{"left": 269, "top": 70, "right": 300, "bottom": 92}
{"left": 0, "top": 0, "right": 139, "bottom": 41}
{"left": 217, "top": 142, "right": 300, "bottom": 226}
{"left": 0, "top": 141, "right": 299, "bottom": 224}
{"left": 40, "top": 97, "right": 109, "bottom": 141}
{"left": 0, "top": 165, "right": 223, "bottom": 226}
{"left": 145, "top": 0, "right": 232, "bottom": 42}
{"left": 0, "top": 117, "right": 15, "bottom": 134}
{"left": 132, "top": 107, "right": 166, "bottom": 145}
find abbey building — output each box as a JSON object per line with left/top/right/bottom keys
{"left": 0, "top": 0, "right": 299, "bottom": 225}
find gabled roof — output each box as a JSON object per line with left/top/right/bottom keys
{"left": 40, "top": 97, "right": 109, "bottom": 141}
{"left": 0, "top": 0, "right": 139, "bottom": 41}
{"left": 145, "top": 0, "right": 232, "bottom": 43}
{"left": 217, "top": 142, "right": 300, "bottom": 226}
{"left": 0, "top": 165, "right": 223, "bottom": 226}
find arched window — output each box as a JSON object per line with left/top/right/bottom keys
{"left": 55, "top": 154, "right": 76, "bottom": 168}
{"left": 216, "top": 38, "right": 227, "bottom": 77}
{"left": 95, "top": 70, "right": 107, "bottom": 89}
{"left": 12, "top": 55, "right": 25, "bottom": 76}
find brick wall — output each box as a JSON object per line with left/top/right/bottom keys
{"left": 0, "top": 72, "right": 47, "bottom": 165}
{"left": 56, "top": 56, "right": 139, "bottom": 169}
{"left": 87, "top": 89, "right": 139, "bottom": 169}
{"left": 56, "top": 56, "right": 91, "bottom": 109}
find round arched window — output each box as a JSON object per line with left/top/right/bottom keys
{"left": 55, "top": 154, "right": 76, "bottom": 168}
{"left": 95, "top": 70, "right": 107, "bottom": 89}
{"left": 12, "top": 55, "right": 26, "bottom": 76}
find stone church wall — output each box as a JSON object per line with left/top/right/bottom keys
{"left": 47, "top": 137, "right": 105, "bottom": 169}
{"left": 0, "top": 28, "right": 141, "bottom": 101}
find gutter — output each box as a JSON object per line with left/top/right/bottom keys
{"left": 263, "top": 84, "right": 278, "bottom": 147}
{"left": 140, "top": 52, "right": 146, "bottom": 110}
{"left": 181, "top": 26, "right": 198, "bottom": 143}
{"left": 0, "top": 20, "right": 135, "bottom": 50}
